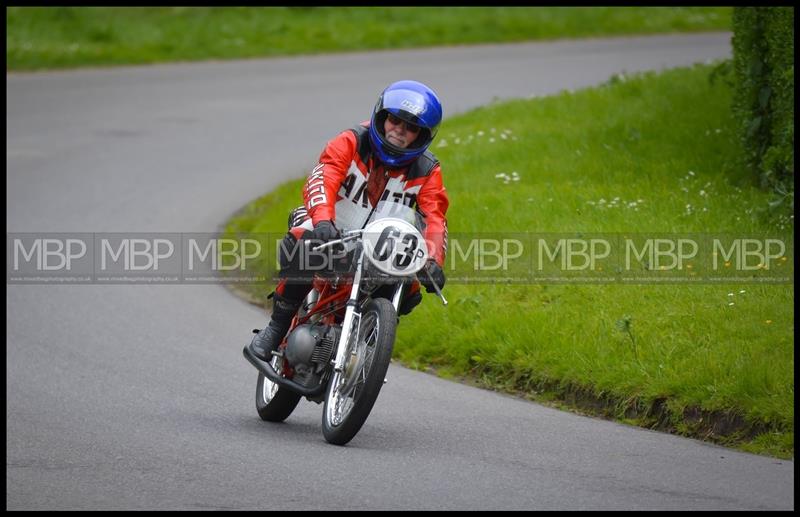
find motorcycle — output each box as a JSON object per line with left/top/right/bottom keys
{"left": 243, "top": 202, "right": 447, "bottom": 445}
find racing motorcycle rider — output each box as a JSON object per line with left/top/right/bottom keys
{"left": 248, "top": 80, "right": 449, "bottom": 362}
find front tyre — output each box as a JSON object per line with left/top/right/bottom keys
{"left": 322, "top": 298, "right": 396, "bottom": 445}
{"left": 255, "top": 355, "right": 301, "bottom": 422}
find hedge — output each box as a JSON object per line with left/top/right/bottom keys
{"left": 731, "top": 7, "right": 794, "bottom": 199}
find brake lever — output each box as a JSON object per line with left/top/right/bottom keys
{"left": 418, "top": 268, "right": 448, "bottom": 306}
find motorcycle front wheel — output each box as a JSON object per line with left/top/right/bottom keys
{"left": 322, "top": 297, "right": 396, "bottom": 445}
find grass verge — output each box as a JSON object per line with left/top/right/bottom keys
{"left": 7, "top": 6, "right": 732, "bottom": 71}
{"left": 223, "top": 63, "right": 793, "bottom": 459}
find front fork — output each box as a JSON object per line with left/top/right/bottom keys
{"left": 331, "top": 251, "right": 365, "bottom": 373}
{"left": 331, "top": 253, "right": 406, "bottom": 373}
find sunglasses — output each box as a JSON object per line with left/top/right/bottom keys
{"left": 386, "top": 113, "right": 421, "bottom": 134}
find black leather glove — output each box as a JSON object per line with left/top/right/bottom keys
{"left": 419, "top": 260, "right": 445, "bottom": 293}
{"left": 312, "top": 220, "right": 340, "bottom": 242}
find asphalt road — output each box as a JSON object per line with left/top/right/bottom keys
{"left": 7, "top": 33, "right": 794, "bottom": 510}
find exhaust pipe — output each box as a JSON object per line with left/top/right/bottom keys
{"left": 242, "top": 346, "right": 326, "bottom": 398}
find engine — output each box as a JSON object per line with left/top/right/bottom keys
{"left": 284, "top": 324, "right": 340, "bottom": 392}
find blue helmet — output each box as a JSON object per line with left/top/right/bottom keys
{"left": 369, "top": 80, "right": 443, "bottom": 168}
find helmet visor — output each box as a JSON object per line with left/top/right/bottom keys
{"left": 376, "top": 109, "right": 434, "bottom": 151}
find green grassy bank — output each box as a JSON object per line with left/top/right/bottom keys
{"left": 223, "top": 63, "right": 794, "bottom": 459}
{"left": 7, "top": 7, "right": 731, "bottom": 70}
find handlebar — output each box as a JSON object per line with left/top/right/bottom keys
{"left": 306, "top": 230, "right": 363, "bottom": 252}
{"left": 306, "top": 228, "right": 448, "bottom": 307}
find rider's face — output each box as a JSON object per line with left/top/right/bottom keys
{"left": 384, "top": 113, "right": 421, "bottom": 149}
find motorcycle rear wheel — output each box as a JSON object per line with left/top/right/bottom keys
{"left": 255, "top": 355, "right": 301, "bottom": 422}
{"left": 322, "top": 297, "right": 396, "bottom": 445}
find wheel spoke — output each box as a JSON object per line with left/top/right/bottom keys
{"left": 325, "top": 301, "right": 390, "bottom": 434}
{"left": 363, "top": 326, "right": 377, "bottom": 346}
{"left": 262, "top": 356, "right": 282, "bottom": 402}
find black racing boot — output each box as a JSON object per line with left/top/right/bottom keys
{"left": 248, "top": 294, "right": 303, "bottom": 361}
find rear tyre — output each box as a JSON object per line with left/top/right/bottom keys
{"left": 255, "top": 355, "right": 301, "bottom": 422}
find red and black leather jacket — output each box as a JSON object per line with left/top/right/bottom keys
{"left": 301, "top": 122, "right": 449, "bottom": 266}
